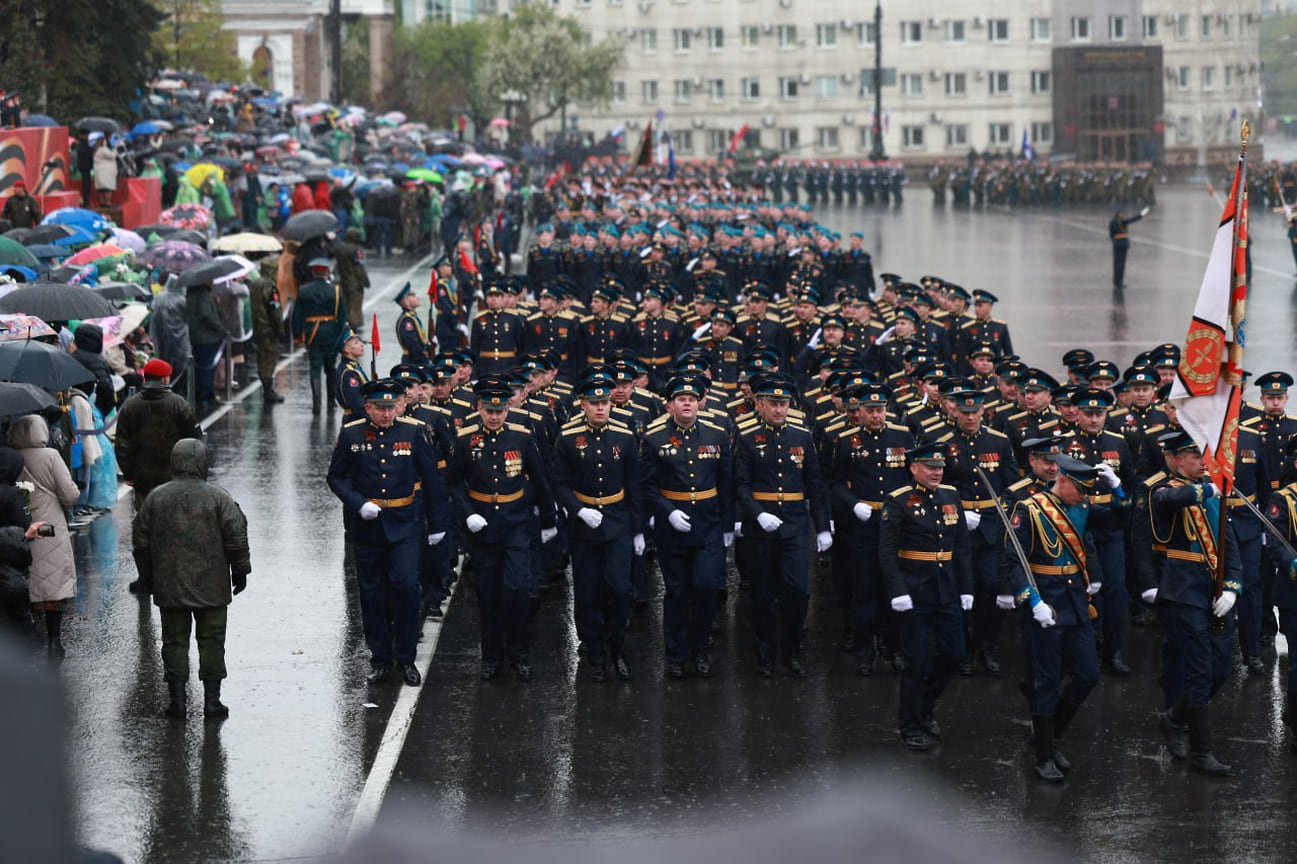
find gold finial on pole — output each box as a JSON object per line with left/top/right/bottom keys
{"left": 1241, "top": 119, "right": 1251, "bottom": 146}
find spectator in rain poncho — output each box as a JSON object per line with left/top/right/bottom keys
{"left": 150, "top": 276, "right": 192, "bottom": 395}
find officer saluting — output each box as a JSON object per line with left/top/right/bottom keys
{"left": 327, "top": 379, "right": 449, "bottom": 686}
{"left": 734, "top": 373, "right": 832, "bottom": 678}
{"left": 550, "top": 375, "right": 642, "bottom": 682}
{"left": 880, "top": 442, "right": 973, "bottom": 752}
{"left": 640, "top": 376, "right": 734, "bottom": 679}
{"left": 449, "top": 379, "right": 557, "bottom": 681}
{"left": 1000, "top": 455, "right": 1104, "bottom": 782}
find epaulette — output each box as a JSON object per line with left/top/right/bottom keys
{"left": 935, "top": 431, "right": 954, "bottom": 443}
{"left": 885, "top": 421, "right": 911, "bottom": 433}
{"left": 457, "top": 422, "right": 481, "bottom": 436}
{"left": 506, "top": 422, "right": 532, "bottom": 434}
{"left": 451, "top": 398, "right": 473, "bottom": 409}
{"left": 644, "top": 416, "right": 670, "bottom": 433}
{"left": 888, "top": 484, "right": 913, "bottom": 498}
{"left": 1241, "top": 415, "right": 1260, "bottom": 428}
{"left": 699, "top": 419, "right": 727, "bottom": 434}
{"left": 938, "top": 483, "right": 958, "bottom": 491}
{"left": 823, "top": 418, "right": 850, "bottom": 434}
{"left": 1007, "top": 477, "right": 1035, "bottom": 493}
{"left": 343, "top": 417, "right": 367, "bottom": 429}
{"left": 396, "top": 415, "right": 425, "bottom": 427}
{"left": 1006, "top": 409, "right": 1029, "bottom": 421}
{"left": 984, "top": 426, "right": 1011, "bottom": 440}
{"left": 1143, "top": 471, "right": 1167, "bottom": 488}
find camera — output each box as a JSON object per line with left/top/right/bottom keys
{"left": 37, "top": 523, "right": 55, "bottom": 537}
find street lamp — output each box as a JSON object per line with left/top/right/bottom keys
{"left": 870, "top": 2, "right": 887, "bottom": 162}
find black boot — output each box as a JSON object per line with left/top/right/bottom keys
{"left": 164, "top": 680, "right": 187, "bottom": 718}
{"left": 1033, "top": 714, "right": 1064, "bottom": 781}
{"left": 44, "top": 610, "right": 64, "bottom": 666}
{"left": 310, "top": 374, "right": 322, "bottom": 415}
{"left": 203, "top": 680, "right": 229, "bottom": 718}
{"left": 261, "top": 378, "right": 285, "bottom": 404}
{"left": 1052, "top": 700, "right": 1081, "bottom": 772}
{"left": 1188, "top": 705, "right": 1230, "bottom": 777}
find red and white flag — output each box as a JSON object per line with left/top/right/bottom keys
{"left": 1168, "top": 126, "right": 1250, "bottom": 492}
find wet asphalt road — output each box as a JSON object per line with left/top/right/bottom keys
{"left": 61, "top": 186, "right": 1297, "bottom": 863}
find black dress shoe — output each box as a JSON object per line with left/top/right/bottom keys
{"left": 958, "top": 657, "right": 975, "bottom": 676}
{"left": 401, "top": 664, "right": 422, "bottom": 686}
{"left": 1035, "top": 759, "right": 1065, "bottom": 782}
{"left": 480, "top": 662, "right": 500, "bottom": 681}
{"left": 1104, "top": 654, "right": 1131, "bottom": 677}
{"left": 892, "top": 653, "right": 906, "bottom": 673}
{"left": 366, "top": 665, "right": 391, "bottom": 685}
{"left": 856, "top": 651, "right": 874, "bottom": 677}
{"left": 980, "top": 649, "right": 1002, "bottom": 677}
{"left": 1052, "top": 746, "right": 1071, "bottom": 773}
{"left": 841, "top": 633, "right": 857, "bottom": 654}
{"left": 614, "top": 657, "right": 633, "bottom": 680}
{"left": 589, "top": 663, "right": 606, "bottom": 683}
{"left": 667, "top": 661, "right": 686, "bottom": 679}
{"left": 1191, "top": 751, "right": 1231, "bottom": 777}
{"left": 1245, "top": 656, "right": 1266, "bottom": 676}
{"left": 515, "top": 661, "right": 533, "bottom": 681}
{"left": 759, "top": 665, "right": 775, "bottom": 678}
{"left": 427, "top": 604, "right": 444, "bottom": 620}
{"left": 693, "top": 654, "right": 713, "bottom": 678}
{"left": 923, "top": 715, "right": 942, "bottom": 739}
{"left": 901, "top": 730, "right": 933, "bottom": 752}
{"left": 1159, "top": 713, "right": 1189, "bottom": 760}
{"left": 128, "top": 579, "right": 151, "bottom": 595}
{"left": 786, "top": 654, "right": 809, "bottom": 678}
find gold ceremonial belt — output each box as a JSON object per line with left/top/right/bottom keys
{"left": 368, "top": 481, "right": 422, "bottom": 508}
{"left": 660, "top": 488, "right": 718, "bottom": 502}
{"left": 961, "top": 498, "right": 996, "bottom": 510}
{"left": 575, "top": 490, "right": 625, "bottom": 506}
{"left": 1153, "top": 545, "right": 1206, "bottom": 563}
{"left": 306, "top": 315, "right": 336, "bottom": 322}
{"left": 898, "top": 550, "right": 953, "bottom": 562}
{"left": 468, "top": 488, "right": 525, "bottom": 504}
{"left": 479, "top": 350, "right": 516, "bottom": 359}
{"left": 1227, "top": 494, "right": 1255, "bottom": 508}
{"left": 752, "top": 491, "right": 805, "bottom": 502}
{"left": 1029, "top": 563, "right": 1080, "bottom": 576}
{"left": 1089, "top": 493, "right": 1113, "bottom": 504}
{"left": 639, "top": 356, "right": 674, "bottom": 365}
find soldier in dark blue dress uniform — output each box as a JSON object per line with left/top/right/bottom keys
{"left": 880, "top": 442, "right": 973, "bottom": 751}
{"left": 1002, "top": 455, "right": 1104, "bottom": 782}
{"left": 334, "top": 325, "right": 369, "bottom": 418}
{"left": 394, "top": 281, "right": 431, "bottom": 366}
{"left": 327, "top": 379, "right": 450, "bottom": 686}
{"left": 550, "top": 376, "right": 642, "bottom": 682}
{"left": 449, "top": 380, "right": 557, "bottom": 681}
{"left": 470, "top": 279, "right": 527, "bottom": 378}
{"left": 1248, "top": 371, "right": 1297, "bottom": 646}
{"left": 290, "top": 258, "right": 344, "bottom": 415}
{"left": 1262, "top": 441, "right": 1297, "bottom": 753}
{"left": 640, "top": 376, "right": 734, "bottom": 679}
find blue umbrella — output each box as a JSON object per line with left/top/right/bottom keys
{"left": 24, "top": 114, "right": 58, "bottom": 127}
{"left": 51, "top": 226, "right": 100, "bottom": 248}
{"left": 130, "top": 120, "right": 165, "bottom": 137}
{"left": 252, "top": 97, "right": 278, "bottom": 108}
{"left": 25, "top": 245, "right": 65, "bottom": 260}
{"left": 42, "top": 207, "right": 113, "bottom": 233}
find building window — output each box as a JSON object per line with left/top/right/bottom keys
{"left": 779, "top": 128, "right": 800, "bottom": 150}
{"left": 1177, "top": 66, "right": 1190, "bottom": 89}
{"left": 945, "top": 19, "right": 966, "bottom": 43}
{"left": 611, "top": 81, "right": 625, "bottom": 104}
{"left": 1224, "top": 66, "right": 1233, "bottom": 87}
{"left": 675, "top": 130, "right": 693, "bottom": 153}
{"left": 740, "top": 77, "right": 760, "bottom": 100}
{"left": 1109, "top": 15, "right": 1126, "bottom": 41}
{"left": 816, "top": 76, "right": 839, "bottom": 99}
{"left": 988, "top": 19, "right": 1009, "bottom": 43}
{"left": 816, "top": 127, "right": 840, "bottom": 150}
{"left": 859, "top": 126, "right": 876, "bottom": 151}
{"left": 1222, "top": 16, "right": 1231, "bottom": 38}
{"left": 779, "top": 76, "right": 799, "bottom": 99}
{"left": 1030, "top": 17, "right": 1050, "bottom": 42}
{"left": 988, "top": 71, "right": 1010, "bottom": 95}
{"left": 1031, "top": 122, "right": 1053, "bottom": 145}
{"left": 672, "top": 29, "right": 691, "bottom": 52}
{"left": 706, "top": 78, "right": 725, "bottom": 100}
{"left": 673, "top": 79, "right": 691, "bottom": 103}
{"left": 1175, "top": 14, "right": 1189, "bottom": 40}
{"left": 858, "top": 21, "right": 877, "bottom": 46}
{"left": 706, "top": 130, "right": 729, "bottom": 153}
{"left": 740, "top": 25, "right": 759, "bottom": 48}
{"left": 1142, "top": 16, "right": 1157, "bottom": 39}
{"left": 641, "top": 80, "right": 658, "bottom": 103}
{"left": 988, "top": 122, "right": 1012, "bottom": 146}
{"left": 1202, "top": 66, "right": 1214, "bottom": 91}
{"left": 945, "top": 72, "right": 967, "bottom": 97}
{"left": 777, "top": 24, "right": 797, "bottom": 49}
{"left": 1201, "top": 15, "right": 1212, "bottom": 39}
{"left": 816, "top": 23, "right": 837, "bottom": 48}
{"left": 641, "top": 29, "right": 657, "bottom": 52}
{"left": 946, "top": 125, "right": 968, "bottom": 147}
{"left": 902, "top": 125, "right": 925, "bottom": 149}
{"left": 1070, "top": 17, "right": 1090, "bottom": 42}
{"left": 706, "top": 27, "right": 724, "bottom": 51}
{"left": 900, "top": 73, "right": 922, "bottom": 96}
{"left": 1030, "top": 70, "right": 1051, "bottom": 95}
{"left": 900, "top": 21, "right": 922, "bottom": 45}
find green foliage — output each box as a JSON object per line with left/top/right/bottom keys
{"left": 155, "top": 0, "right": 247, "bottom": 84}
{"left": 340, "top": 20, "right": 371, "bottom": 107}
{"left": 1261, "top": 14, "right": 1297, "bottom": 122}
{"left": 389, "top": 19, "right": 495, "bottom": 128}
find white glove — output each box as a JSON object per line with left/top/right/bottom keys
{"left": 359, "top": 502, "right": 381, "bottom": 520}
{"left": 816, "top": 531, "right": 833, "bottom": 553}
{"left": 1212, "top": 591, "right": 1237, "bottom": 618}
{"left": 668, "top": 509, "right": 692, "bottom": 532}
{"left": 1032, "top": 602, "right": 1056, "bottom": 628}
{"left": 692, "top": 322, "right": 711, "bottom": 340}
{"left": 1139, "top": 206, "right": 1151, "bottom": 217}
{"left": 853, "top": 502, "right": 873, "bottom": 522}
{"left": 428, "top": 532, "right": 446, "bottom": 546}
{"left": 890, "top": 594, "right": 914, "bottom": 612}
{"left": 457, "top": 322, "right": 470, "bottom": 336}
{"left": 1086, "top": 581, "right": 1102, "bottom": 596}
{"left": 1096, "top": 463, "right": 1120, "bottom": 490}
{"left": 1202, "top": 481, "right": 1218, "bottom": 499}
{"left": 1262, "top": 534, "right": 1268, "bottom": 547}
{"left": 465, "top": 513, "right": 488, "bottom": 533}
{"left": 1141, "top": 588, "right": 1158, "bottom": 604}
{"left": 577, "top": 507, "right": 603, "bottom": 529}
{"left": 632, "top": 534, "right": 646, "bottom": 556}
{"left": 541, "top": 527, "right": 558, "bottom": 544}
{"left": 734, "top": 520, "right": 743, "bottom": 538}
{"left": 960, "top": 594, "right": 974, "bottom": 611}
{"left": 723, "top": 531, "right": 735, "bottom": 548}
{"left": 995, "top": 594, "right": 1016, "bottom": 610}
{"left": 756, "top": 512, "right": 784, "bottom": 532}
{"left": 807, "top": 327, "right": 822, "bottom": 349}
{"left": 876, "top": 325, "right": 896, "bottom": 345}
{"left": 964, "top": 511, "right": 982, "bottom": 531}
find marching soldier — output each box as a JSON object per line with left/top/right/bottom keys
{"left": 1002, "top": 369, "right": 1060, "bottom": 465}
{"left": 1263, "top": 441, "right": 1297, "bottom": 753}
{"left": 1247, "top": 371, "right": 1297, "bottom": 648}
{"left": 394, "top": 282, "right": 431, "bottom": 366}
{"left": 334, "top": 326, "right": 369, "bottom": 418}
{"left": 470, "top": 280, "right": 526, "bottom": 378}
{"left": 629, "top": 281, "right": 685, "bottom": 391}
{"left": 430, "top": 253, "right": 467, "bottom": 353}
{"left": 290, "top": 258, "right": 344, "bottom": 415}
{"left": 880, "top": 442, "right": 973, "bottom": 752}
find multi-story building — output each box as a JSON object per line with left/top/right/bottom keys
{"left": 532, "top": 0, "right": 1262, "bottom": 167}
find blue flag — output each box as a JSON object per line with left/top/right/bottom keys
{"left": 1022, "top": 127, "right": 1035, "bottom": 162}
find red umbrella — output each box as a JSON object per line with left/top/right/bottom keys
{"left": 65, "top": 244, "right": 129, "bottom": 267}
{"left": 159, "top": 204, "right": 213, "bottom": 231}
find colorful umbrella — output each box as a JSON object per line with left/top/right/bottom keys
{"left": 51, "top": 226, "right": 100, "bottom": 249}
{"left": 82, "top": 304, "right": 149, "bottom": 349}
{"left": 137, "top": 240, "right": 211, "bottom": 273}
{"left": 405, "top": 168, "right": 443, "bottom": 183}
{"left": 108, "top": 227, "right": 147, "bottom": 254}
{"left": 211, "top": 233, "right": 282, "bottom": 254}
{"left": 184, "top": 164, "right": 224, "bottom": 189}
{"left": 65, "top": 244, "right": 129, "bottom": 267}
{"left": 42, "top": 207, "right": 113, "bottom": 234}
{"left": 0, "top": 238, "right": 39, "bottom": 270}
{"left": 159, "top": 204, "right": 213, "bottom": 231}
{"left": 0, "top": 314, "right": 55, "bottom": 342}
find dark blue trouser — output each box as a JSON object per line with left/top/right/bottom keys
{"left": 570, "top": 531, "right": 632, "bottom": 665}
{"left": 1094, "top": 533, "right": 1127, "bottom": 658}
{"left": 657, "top": 533, "right": 724, "bottom": 663}
{"left": 746, "top": 533, "right": 809, "bottom": 666}
{"left": 1159, "top": 602, "right": 1233, "bottom": 711}
{"left": 354, "top": 537, "right": 422, "bottom": 666}
{"left": 469, "top": 531, "right": 532, "bottom": 667}
{"left": 193, "top": 341, "right": 221, "bottom": 404}
{"left": 898, "top": 602, "right": 966, "bottom": 735}
{"left": 419, "top": 535, "right": 452, "bottom": 606}
{"left": 840, "top": 529, "right": 894, "bottom": 655}
{"left": 1235, "top": 534, "right": 1264, "bottom": 658}
{"left": 1023, "top": 617, "right": 1101, "bottom": 715}
{"left": 1281, "top": 610, "right": 1297, "bottom": 694}
{"left": 968, "top": 532, "right": 1003, "bottom": 654}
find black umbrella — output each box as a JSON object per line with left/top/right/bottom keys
{"left": 166, "top": 229, "right": 208, "bottom": 248}
{"left": 281, "top": 210, "right": 338, "bottom": 242}
{"left": 0, "top": 340, "right": 95, "bottom": 390}
{"left": 0, "top": 381, "right": 58, "bottom": 419}
{"left": 134, "top": 223, "right": 182, "bottom": 239}
{"left": 0, "top": 283, "right": 117, "bottom": 321}
{"left": 91, "top": 281, "right": 152, "bottom": 301}
{"left": 5, "top": 225, "right": 76, "bottom": 246}
{"left": 176, "top": 257, "right": 248, "bottom": 288}
{"left": 75, "top": 116, "right": 122, "bottom": 135}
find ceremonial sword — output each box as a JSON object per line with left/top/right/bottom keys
{"left": 974, "top": 465, "right": 1055, "bottom": 621}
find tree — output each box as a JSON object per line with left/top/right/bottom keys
{"left": 155, "top": 0, "right": 247, "bottom": 84}
{"left": 388, "top": 19, "right": 495, "bottom": 129}
{"left": 476, "top": 1, "right": 624, "bottom": 144}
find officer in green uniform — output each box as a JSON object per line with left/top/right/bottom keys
{"left": 290, "top": 257, "right": 344, "bottom": 415}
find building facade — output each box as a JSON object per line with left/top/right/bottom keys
{"left": 530, "top": 0, "right": 1262, "bottom": 167}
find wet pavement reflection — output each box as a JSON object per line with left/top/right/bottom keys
{"left": 60, "top": 188, "right": 1297, "bottom": 863}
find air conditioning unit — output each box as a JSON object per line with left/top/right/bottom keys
{"left": 624, "top": 27, "right": 637, "bottom": 37}
{"left": 1164, "top": 13, "right": 1176, "bottom": 25}
{"left": 842, "top": 114, "right": 856, "bottom": 125}
{"left": 762, "top": 24, "right": 774, "bottom": 34}
{"left": 762, "top": 115, "right": 776, "bottom": 127}
{"left": 692, "top": 27, "right": 703, "bottom": 36}
{"left": 799, "top": 72, "right": 811, "bottom": 85}
{"left": 840, "top": 20, "right": 853, "bottom": 30}
{"left": 973, "top": 17, "right": 984, "bottom": 28}
{"left": 927, "top": 17, "right": 941, "bottom": 29}
{"left": 1165, "top": 67, "right": 1177, "bottom": 80}
{"left": 692, "top": 117, "right": 705, "bottom": 128}
{"left": 691, "top": 76, "right": 703, "bottom": 87}
{"left": 928, "top": 69, "right": 941, "bottom": 81}
{"left": 930, "top": 112, "right": 943, "bottom": 123}
{"left": 973, "top": 69, "right": 985, "bottom": 80}
{"left": 638, "top": 0, "right": 652, "bottom": 13}
{"left": 840, "top": 72, "right": 855, "bottom": 84}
